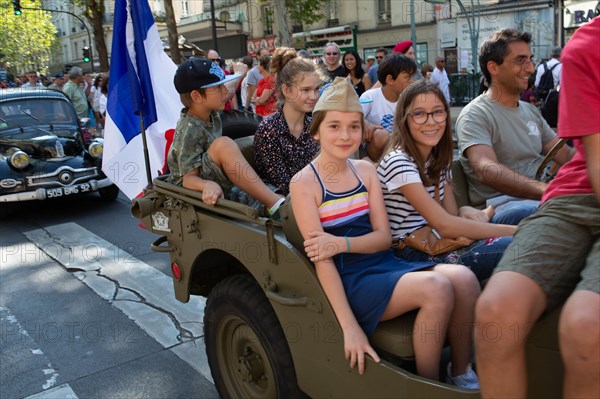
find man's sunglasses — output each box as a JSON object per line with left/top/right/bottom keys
{"left": 325, "top": 52, "right": 338, "bottom": 56}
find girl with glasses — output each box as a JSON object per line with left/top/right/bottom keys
{"left": 377, "top": 80, "right": 516, "bottom": 283}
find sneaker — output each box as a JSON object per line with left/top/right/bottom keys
{"left": 446, "top": 362, "right": 480, "bottom": 390}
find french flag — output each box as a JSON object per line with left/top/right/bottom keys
{"left": 102, "top": 0, "right": 182, "bottom": 199}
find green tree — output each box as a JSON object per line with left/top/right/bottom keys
{"left": 0, "top": 0, "right": 56, "bottom": 73}
{"left": 73, "top": 0, "right": 109, "bottom": 71}
{"left": 262, "top": 0, "right": 328, "bottom": 46}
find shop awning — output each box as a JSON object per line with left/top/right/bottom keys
{"left": 292, "top": 25, "right": 352, "bottom": 39}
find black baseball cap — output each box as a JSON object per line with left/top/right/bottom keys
{"left": 174, "top": 57, "right": 241, "bottom": 94}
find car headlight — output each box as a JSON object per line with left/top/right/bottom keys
{"left": 88, "top": 141, "right": 103, "bottom": 158}
{"left": 10, "top": 150, "right": 30, "bottom": 169}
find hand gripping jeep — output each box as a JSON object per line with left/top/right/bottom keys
{"left": 132, "top": 113, "right": 564, "bottom": 399}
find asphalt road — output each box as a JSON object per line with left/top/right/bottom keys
{"left": 0, "top": 192, "right": 218, "bottom": 399}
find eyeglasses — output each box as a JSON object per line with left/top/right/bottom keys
{"left": 209, "top": 58, "right": 221, "bottom": 62}
{"left": 325, "top": 52, "right": 338, "bottom": 56}
{"left": 376, "top": 56, "right": 384, "bottom": 60}
{"left": 409, "top": 109, "right": 448, "bottom": 125}
{"left": 510, "top": 56, "right": 535, "bottom": 68}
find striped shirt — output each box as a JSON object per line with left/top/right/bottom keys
{"left": 310, "top": 161, "right": 370, "bottom": 229}
{"left": 377, "top": 149, "right": 448, "bottom": 239}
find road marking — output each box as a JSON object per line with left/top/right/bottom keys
{"left": 25, "top": 384, "right": 78, "bottom": 399}
{"left": 0, "top": 305, "right": 61, "bottom": 392}
{"left": 24, "top": 222, "right": 212, "bottom": 382}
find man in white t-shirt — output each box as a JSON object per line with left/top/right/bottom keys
{"left": 534, "top": 46, "right": 562, "bottom": 88}
{"left": 430, "top": 56, "right": 450, "bottom": 105}
{"left": 245, "top": 47, "right": 269, "bottom": 113}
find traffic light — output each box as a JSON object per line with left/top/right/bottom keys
{"left": 13, "top": 0, "right": 22, "bottom": 15}
{"left": 82, "top": 47, "right": 91, "bottom": 63}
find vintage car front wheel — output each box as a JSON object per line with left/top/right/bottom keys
{"left": 204, "top": 274, "right": 303, "bottom": 399}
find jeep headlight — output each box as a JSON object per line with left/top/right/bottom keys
{"left": 10, "top": 150, "right": 30, "bottom": 169}
{"left": 88, "top": 141, "right": 103, "bottom": 158}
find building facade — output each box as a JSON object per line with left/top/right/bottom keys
{"left": 49, "top": 0, "right": 587, "bottom": 73}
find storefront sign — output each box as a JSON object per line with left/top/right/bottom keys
{"left": 246, "top": 37, "right": 278, "bottom": 56}
{"left": 564, "top": 1, "right": 600, "bottom": 28}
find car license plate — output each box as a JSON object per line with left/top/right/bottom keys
{"left": 46, "top": 183, "right": 92, "bottom": 198}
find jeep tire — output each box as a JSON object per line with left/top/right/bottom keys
{"left": 204, "top": 274, "right": 303, "bottom": 399}
{"left": 221, "top": 110, "right": 262, "bottom": 140}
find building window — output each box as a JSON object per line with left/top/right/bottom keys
{"left": 378, "top": 0, "right": 391, "bottom": 23}
{"left": 181, "top": 1, "right": 189, "bottom": 18}
{"left": 416, "top": 43, "right": 429, "bottom": 66}
{"left": 73, "top": 43, "right": 78, "bottom": 61}
{"left": 262, "top": 5, "right": 273, "bottom": 36}
{"left": 326, "top": 0, "right": 339, "bottom": 20}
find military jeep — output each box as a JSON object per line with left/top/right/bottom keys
{"left": 132, "top": 114, "right": 564, "bottom": 398}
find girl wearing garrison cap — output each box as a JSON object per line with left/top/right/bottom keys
{"left": 289, "top": 77, "right": 480, "bottom": 388}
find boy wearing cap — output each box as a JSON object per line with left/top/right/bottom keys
{"left": 168, "top": 58, "right": 284, "bottom": 216}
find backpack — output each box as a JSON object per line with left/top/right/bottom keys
{"left": 541, "top": 88, "right": 559, "bottom": 128}
{"left": 534, "top": 62, "right": 560, "bottom": 101}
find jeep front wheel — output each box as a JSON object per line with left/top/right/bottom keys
{"left": 204, "top": 274, "right": 302, "bottom": 399}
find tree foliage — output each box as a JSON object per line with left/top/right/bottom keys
{"left": 286, "top": 0, "right": 328, "bottom": 26}
{"left": 0, "top": 0, "right": 56, "bottom": 73}
{"left": 72, "top": 0, "right": 109, "bottom": 71}
{"left": 260, "top": 0, "right": 328, "bottom": 46}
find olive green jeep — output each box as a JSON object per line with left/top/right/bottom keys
{"left": 132, "top": 133, "right": 564, "bottom": 398}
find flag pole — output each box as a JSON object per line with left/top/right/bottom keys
{"left": 138, "top": 109, "right": 153, "bottom": 187}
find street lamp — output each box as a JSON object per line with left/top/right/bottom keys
{"left": 425, "top": 0, "right": 480, "bottom": 74}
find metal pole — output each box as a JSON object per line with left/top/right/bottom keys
{"left": 138, "top": 109, "right": 153, "bottom": 188}
{"left": 23, "top": 6, "right": 95, "bottom": 72}
{"left": 410, "top": 0, "right": 417, "bottom": 45}
{"left": 455, "top": 0, "right": 479, "bottom": 74}
{"left": 210, "top": 0, "right": 218, "bottom": 52}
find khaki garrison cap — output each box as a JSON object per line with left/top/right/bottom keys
{"left": 314, "top": 77, "right": 363, "bottom": 114}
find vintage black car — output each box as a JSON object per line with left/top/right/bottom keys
{"left": 0, "top": 88, "right": 118, "bottom": 218}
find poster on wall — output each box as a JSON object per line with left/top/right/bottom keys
{"left": 246, "top": 37, "right": 279, "bottom": 57}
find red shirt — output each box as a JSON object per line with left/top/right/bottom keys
{"left": 542, "top": 17, "right": 600, "bottom": 203}
{"left": 255, "top": 75, "right": 277, "bottom": 117}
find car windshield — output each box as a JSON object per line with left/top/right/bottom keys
{"left": 0, "top": 98, "right": 77, "bottom": 131}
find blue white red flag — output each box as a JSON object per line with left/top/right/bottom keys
{"left": 102, "top": 0, "right": 182, "bottom": 199}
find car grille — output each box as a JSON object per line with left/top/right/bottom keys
{"left": 26, "top": 166, "right": 100, "bottom": 188}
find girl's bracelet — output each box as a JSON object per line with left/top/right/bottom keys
{"left": 344, "top": 236, "right": 351, "bottom": 252}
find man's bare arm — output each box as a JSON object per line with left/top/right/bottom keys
{"left": 466, "top": 144, "right": 547, "bottom": 200}
{"left": 246, "top": 85, "right": 256, "bottom": 111}
{"left": 542, "top": 136, "right": 576, "bottom": 166}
